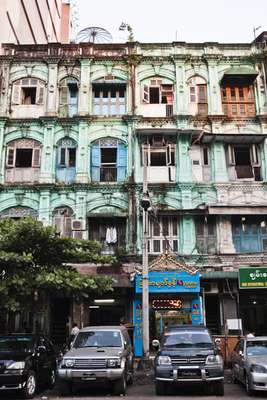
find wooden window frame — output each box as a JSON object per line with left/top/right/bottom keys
{"left": 221, "top": 85, "right": 256, "bottom": 117}
{"left": 93, "top": 85, "right": 126, "bottom": 116}
{"left": 142, "top": 80, "right": 174, "bottom": 105}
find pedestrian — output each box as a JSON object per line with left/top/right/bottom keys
{"left": 68, "top": 322, "right": 79, "bottom": 347}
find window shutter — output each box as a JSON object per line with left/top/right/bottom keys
{"left": 32, "top": 148, "right": 40, "bottom": 167}
{"left": 142, "top": 84, "right": 149, "bottom": 103}
{"left": 190, "top": 86, "right": 196, "bottom": 102}
{"left": 228, "top": 145, "right": 235, "bottom": 165}
{"left": 53, "top": 217, "right": 62, "bottom": 234}
{"left": 68, "top": 148, "right": 76, "bottom": 167}
{"left": 117, "top": 143, "right": 127, "bottom": 182}
{"left": 36, "top": 84, "right": 44, "bottom": 104}
{"left": 198, "top": 85, "right": 207, "bottom": 103}
{"left": 91, "top": 143, "right": 100, "bottom": 181}
{"left": 59, "top": 86, "right": 68, "bottom": 105}
{"left": 59, "top": 147, "right": 66, "bottom": 166}
{"left": 6, "top": 147, "right": 15, "bottom": 167}
{"left": 12, "top": 84, "right": 21, "bottom": 105}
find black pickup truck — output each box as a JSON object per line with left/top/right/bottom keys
{"left": 153, "top": 325, "right": 224, "bottom": 396}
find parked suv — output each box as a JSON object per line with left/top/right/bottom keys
{"left": 0, "top": 333, "right": 57, "bottom": 399}
{"left": 58, "top": 326, "right": 133, "bottom": 396}
{"left": 153, "top": 325, "right": 224, "bottom": 396}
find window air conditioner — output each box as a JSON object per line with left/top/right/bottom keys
{"left": 71, "top": 219, "right": 86, "bottom": 231}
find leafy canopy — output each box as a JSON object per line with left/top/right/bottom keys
{"left": 0, "top": 218, "right": 115, "bottom": 312}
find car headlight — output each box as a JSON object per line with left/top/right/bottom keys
{"left": 107, "top": 358, "right": 121, "bottom": 368}
{"left": 206, "top": 355, "right": 223, "bottom": 365}
{"left": 251, "top": 364, "right": 267, "bottom": 373}
{"left": 157, "top": 356, "right": 172, "bottom": 366}
{"left": 63, "top": 359, "right": 75, "bottom": 368}
{"left": 6, "top": 361, "right": 25, "bottom": 370}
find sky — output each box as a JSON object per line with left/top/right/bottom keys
{"left": 76, "top": 0, "right": 267, "bottom": 44}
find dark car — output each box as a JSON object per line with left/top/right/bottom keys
{"left": 153, "top": 325, "right": 224, "bottom": 396}
{"left": 0, "top": 333, "right": 57, "bottom": 398}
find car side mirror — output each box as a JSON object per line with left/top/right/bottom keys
{"left": 152, "top": 339, "right": 160, "bottom": 350}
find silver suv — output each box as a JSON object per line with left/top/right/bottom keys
{"left": 58, "top": 326, "right": 133, "bottom": 396}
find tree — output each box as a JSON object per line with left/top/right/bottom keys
{"left": 0, "top": 218, "right": 116, "bottom": 330}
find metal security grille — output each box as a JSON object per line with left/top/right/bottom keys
{"left": 74, "top": 358, "right": 107, "bottom": 369}
{"left": 171, "top": 357, "right": 206, "bottom": 365}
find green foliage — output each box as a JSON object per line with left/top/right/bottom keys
{"left": 0, "top": 218, "right": 116, "bottom": 312}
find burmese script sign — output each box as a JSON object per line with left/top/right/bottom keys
{"left": 239, "top": 267, "right": 267, "bottom": 289}
{"left": 135, "top": 272, "right": 200, "bottom": 293}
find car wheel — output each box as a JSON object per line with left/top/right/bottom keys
{"left": 47, "top": 368, "right": 56, "bottom": 389}
{"left": 155, "top": 380, "right": 166, "bottom": 396}
{"left": 58, "top": 380, "right": 73, "bottom": 396}
{"left": 22, "top": 371, "right": 36, "bottom": 399}
{"left": 113, "top": 373, "right": 127, "bottom": 396}
{"left": 212, "top": 380, "right": 224, "bottom": 396}
{"left": 245, "top": 374, "right": 254, "bottom": 396}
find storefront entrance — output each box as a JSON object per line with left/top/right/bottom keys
{"left": 134, "top": 271, "right": 202, "bottom": 357}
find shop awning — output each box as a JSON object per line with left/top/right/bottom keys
{"left": 208, "top": 205, "right": 267, "bottom": 215}
{"left": 201, "top": 133, "right": 267, "bottom": 145}
{"left": 221, "top": 66, "right": 258, "bottom": 85}
{"left": 201, "top": 271, "right": 238, "bottom": 279}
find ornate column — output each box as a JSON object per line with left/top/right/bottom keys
{"left": 39, "top": 190, "right": 51, "bottom": 225}
{"left": 78, "top": 59, "right": 92, "bottom": 115}
{"left": 177, "top": 134, "right": 193, "bottom": 182}
{"left": 217, "top": 216, "right": 235, "bottom": 253}
{"left": 39, "top": 120, "right": 55, "bottom": 183}
{"left": 180, "top": 215, "right": 196, "bottom": 255}
{"left": 0, "top": 61, "right": 11, "bottom": 117}
{"left": 174, "top": 57, "right": 187, "bottom": 114}
{"left": 76, "top": 119, "right": 90, "bottom": 183}
{"left": 45, "top": 59, "right": 59, "bottom": 116}
{"left": 211, "top": 142, "right": 228, "bottom": 182}
{"left": 206, "top": 57, "right": 223, "bottom": 115}
{"left": 0, "top": 119, "right": 7, "bottom": 184}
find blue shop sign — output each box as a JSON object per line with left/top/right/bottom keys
{"left": 135, "top": 271, "right": 200, "bottom": 293}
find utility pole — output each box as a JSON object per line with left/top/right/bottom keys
{"left": 141, "top": 150, "right": 150, "bottom": 359}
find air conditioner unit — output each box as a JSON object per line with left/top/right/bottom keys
{"left": 72, "top": 230, "right": 84, "bottom": 240}
{"left": 204, "top": 282, "right": 219, "bottom": 293}
{"left": 71, "top": 219, "right": 86, "bottom": 231}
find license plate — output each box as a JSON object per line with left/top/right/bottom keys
{"left": 82, "top": 373, "right": 96, "bottom": 381}
{"left": 180, "top": 370, "right": 199, "bottom": 377}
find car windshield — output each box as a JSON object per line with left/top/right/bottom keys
{"left": 0, "top": 336, "right": 34, "bottom": 352}
{"left": 246, "top": 340, "right": 267, "bottom": 356}
{"left": 73, "top": 331, "right": 122, "bottom": 348}
{"left": 162, "top": 331, "right": 213, "bottom": 348}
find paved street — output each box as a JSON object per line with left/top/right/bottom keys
{"left": 3, "top": 381, "right": 267, "bottom": 399}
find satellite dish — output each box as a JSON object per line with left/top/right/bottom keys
{"left": 76, "top": 27, "right": 113, "bottom": 44}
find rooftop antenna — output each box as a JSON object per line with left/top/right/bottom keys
{"left": 253, "top": 25, "right": 262, "bottom": 40}
{"left": 76, "top": 27, "right": 113, "bottom": 44}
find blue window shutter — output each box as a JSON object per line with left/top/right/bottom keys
{"left": 117, "top": 143, "right": 127, "bottom": 182}
{"left": 91, "top": 143, "right": 100, "bottom": 181}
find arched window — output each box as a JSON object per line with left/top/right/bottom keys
{"left": 5, "top": 139, "right": 41, "bottom": 183}
{"left": 92, "top": 77, "right": 126, "bottom": 116}
{"left": 188, "top": 76, "right": 208, "bottom": 116}
{"left": 91, "top": 138, "right": 127, "bottom": 182}
{"left": 12, "top": 78, "right": 45, "bottom": 106}
{"left": 53, "top": 207, "right": 73, "bottom": 237}
{"left": 141, "top": 77, "right": 173, "bottom": 117}
{"left": 56, "top": 138, "right": 77, "bottom": 183}
{"left": 0, "top": 207, "right": 37, "bottom": 220}
{"left": 59, "top": 78, "right": 79, "bottom": 117}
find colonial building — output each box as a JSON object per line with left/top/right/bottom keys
{"left": 0, "top": 34, "right": 267, "bottom": 352}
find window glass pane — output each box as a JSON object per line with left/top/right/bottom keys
{"left": 68, "top": 148, "right": 76, "bottom": 167}
{"left": 110, "top": 104, "right": 117, "bottom": 115}
{"left": 162, "top": 217, "right": 169, "bottom": 236}
{"left": 173, "top": 240, "right": 178, "bottom": 252}
{"left": 172, "top": 218, "right": 178, "bottom": 236}
{"left": 153, "top": 240, "right": 161, "bottom": 253}
{"left": 119, "top": 104, "right": 125, "bottom": 114}
{"left": 94, "top": 104, "right": 100, "bottom": 115}
{"left": 153, "top": 221, "right": 160, "bottom": 236}
{"left": 102, "top": 104, "right": 109, "bottom": 115}
{"left": 203, "top": 147, "right": 209, "bottom": 165}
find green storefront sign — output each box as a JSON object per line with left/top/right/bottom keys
{"left": 239, "top": 267, "right": 267, "bottom": 289}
